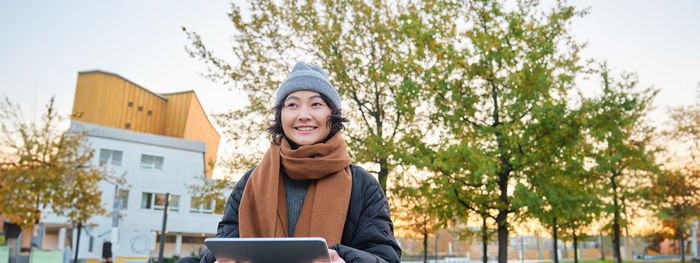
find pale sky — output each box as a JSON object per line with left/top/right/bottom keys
{"left": 1, "top": 0, "right": 698, "bottom": 178}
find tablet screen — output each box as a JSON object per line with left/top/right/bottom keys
{"left": 204, "top": 237, "right": 331, "bottom": 263}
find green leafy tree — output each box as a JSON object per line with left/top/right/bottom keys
{"left": 183, "top": 0, "right": 429, "bottom": 191}
{"left": 399, "top": 129, "right": 497, "bottom": 263}
{"left": 0, "top": 96, "right": 121, "bottom": 235}
{"left": 525, "top": 163, "right": 602, "bottom": 263}
{"left": 390, "top": 170, "right": 441, "bottom": 263}
{"left": 647, "top": 98, "right": 700, "bottom": 263}
{"left": 555, "top": 198, "right": 601, "bottom": 263}
{"left": 187, "top": 175, "right": 237, "bottom": 215}
{"left": 586, "top": 65, "right": 660, "bottom": 263}
{"left": 398, "top": 1, "right": 588, "bottom": 262}
{"left": 520, "top": 101, "right": 603, "bottom": 263}
{"left": 648, "top": 170, "right": 700, "bottom": 263}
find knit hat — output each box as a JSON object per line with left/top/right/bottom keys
{"left": 276, "top": 62, "right": 341, "bottom": 109}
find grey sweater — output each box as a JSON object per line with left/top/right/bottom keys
{"left": 282, "top": 172, "right": 309, "bottom": 236}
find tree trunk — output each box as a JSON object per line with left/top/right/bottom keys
{"left": 31, "top": 199, "right": 41, "bottom": 248}
{"left": 483, "top": 217, "right": 488, "bottom": 263}
{"left": 573, "top": 232, "right": 579, "bottom": 263}
{"left": 423, "top": 227, "right": 428, "bottom": 263}
{"left": 553, "top": 217, "right": 559, "bottom": 263}
{"left": 74, "top": 222, "right": 82, "bottom": 263}
{"left": 378, "top": 158, "right": 388, "bottom": 195}
{"left": 679, "top": 225, "right": 685, "bottom": 263}
{"left": 611, "top": 174, "right": 623, "bottom": 263}
{"left": 492, "top": 73, "right": 511, "bottom": 263}
{"left": 612, "top": 210, "right": 622, "bottom": 263}
{"left": 497, "top": 211, "right": 508, "bottom": 263}
{"left": 496, "top": 167, "right": 510, "bottom": 263}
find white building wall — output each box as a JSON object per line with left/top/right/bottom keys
{"left": 41, "top": 123, "right": 222, "bottom": 260}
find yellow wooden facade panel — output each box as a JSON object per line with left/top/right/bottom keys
{"left": 112, "top": 76, "right": 125, "bottom": 129}
{"left": 73, "top": 73, "right": 118, "bottom": 127}
{"left": 163, "top": 92, "right": 191, "bottom": 138}
{"left": 182, "top": 93, "right": 221, "bottom": 178}
{"left": 133, "top": 85, "right": 146, "bottom": 132}
{"left": 72, "top": 74, "right": 93, "bottom": 124}
{"left": 71, "top": 75, "right": 88, "bottom": 122}
{"left": 71, "top": 71, "right": 220, "bottom": 177}
{"left": 162, "top": 93, "right": 177, "bottom": 137}
{"left": 73, "top": 72, "right": 171, "bottom": 135}
{"left": 121, "top": 76, "right": 133, "bottom": 129}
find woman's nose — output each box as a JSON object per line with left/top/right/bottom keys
{"left": 297, "top": 106, "right": 311, "bottom": 121}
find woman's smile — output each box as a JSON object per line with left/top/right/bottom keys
{"left": 295, "top": 126, "right": 317, "bottom": 132}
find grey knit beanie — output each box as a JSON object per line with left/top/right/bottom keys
{"left": 275, "top": 62, "right": 341, "bottom": 109}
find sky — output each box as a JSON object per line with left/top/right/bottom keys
{"left": 1, "top": 0, "right": 699, "bottom": 178}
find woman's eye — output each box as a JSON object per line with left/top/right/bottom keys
{"left": 312, "top": 102, "right": 324, "bottom": 107}
{"left": 286, "top": 103, "right": 297, "bottom": 108}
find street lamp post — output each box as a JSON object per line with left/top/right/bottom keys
{"left": 157, "top": 193, "right": 170, "bottom": 263}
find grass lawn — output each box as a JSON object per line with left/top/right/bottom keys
{"left": 540, "top": 260, "right": 677, "bottom": 263}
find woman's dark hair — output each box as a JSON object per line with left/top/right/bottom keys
{"left": 266, "top": 93, "right": 348, "bottom": 145}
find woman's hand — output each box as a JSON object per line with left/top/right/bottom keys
{"left": 313, "top": 249, "right": 345, "bottom": 263}
{"left": 328, "top": 249, "right": 345, "bottom": 263}
{"left": 218, "top": 249, "right": 342, "bottom": 263}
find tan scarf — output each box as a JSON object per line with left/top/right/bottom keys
{"left": 238, "top": 133, "right": 352, "bottom": 246}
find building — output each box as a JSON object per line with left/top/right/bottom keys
{"left": 38, "top": 70, "right": 223, "bottom": 263}
{"left": 70, "top": 70, "right": 219, "bottom": 178}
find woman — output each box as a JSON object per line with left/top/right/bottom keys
{"left": 199, "top": 62, "right": 401, "bottom": 263}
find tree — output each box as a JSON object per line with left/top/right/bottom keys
{"left": 399, "top": 128, "right": 501, "bottom": 263}
{"left": 398, "top": 1, "right": 588, "bottom": 262}
{"left": 187, "top": 175, "right": 237, "bottom": 215}
{"left": 648, "top": 170, "right": 700, "bottom": 262}
{"left": 0, "top": 96, "right": 119, "bottom": 236}
{"left": 663, "top": 92, "right": 699, "bottom": 165}
{"left": 390, "top": 169, "right": 441, "bottom": 263}
{"left": 183, "top": 0, "right": 429, "bottom": 191}
{"left": 642, "top": 220, "right": 675, "bottom": 255}
{"left": 586, "top": 65, "right": 660, "bottom": 263}
{"left": 520, "top": 100, "right": 603, "bottom": 263}
{"left": 397, "top": 124, "right": 498, "bottom": 263}
{"left": 558, "top": 202, "right": 601, "bottom": 263}
{"left": 525, "top": 161, "right": 602, "bottom": 263}
{"left": 647, "top": 97, "right": 700, "bottom": 263}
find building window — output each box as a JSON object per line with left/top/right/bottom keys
{"left": 190, "top": 198, "right": 215, "bottom": 214}
{"left": 119, "top": 189, "right": 129, "bottom": 209}
{"left": 140, "top": 154, "right": 164, "bottom": 170}
{"left": 141, "top": 192, "right": 152, "bottom": 209}
{"left": 99, "top": 149, "right": 122, "bottom": 166}
{"left": 147, "top": 110, "right": 152, "bottom": 116}
{"left": 141, "top": 192, "right": 179, "bottom": 212}
{"left": 138, "top": 106, "right": 143, "bottom": 111}
{"left": 125, "top": 123, "right": 131, "bottom": 129}
{"left": 128, "top": 101, "right": 133, "bottom": 107}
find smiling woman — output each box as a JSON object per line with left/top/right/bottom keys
{"left": 178, "top": 62, "right": 401, "bottom": 263}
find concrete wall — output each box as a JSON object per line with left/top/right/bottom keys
{"left": 39, "top": 130, "right": 223, "bottom": 260}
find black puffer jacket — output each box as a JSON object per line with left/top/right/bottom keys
{"left": 199, "top": 164, "right": 401, "bottom": 263}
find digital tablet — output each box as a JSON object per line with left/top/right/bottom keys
{"left": 204, "top": 237, "right": 331, "bottom": 263}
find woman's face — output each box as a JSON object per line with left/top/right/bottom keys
{"left": 281, "top": 90, "right": 332, "bottom": 146}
